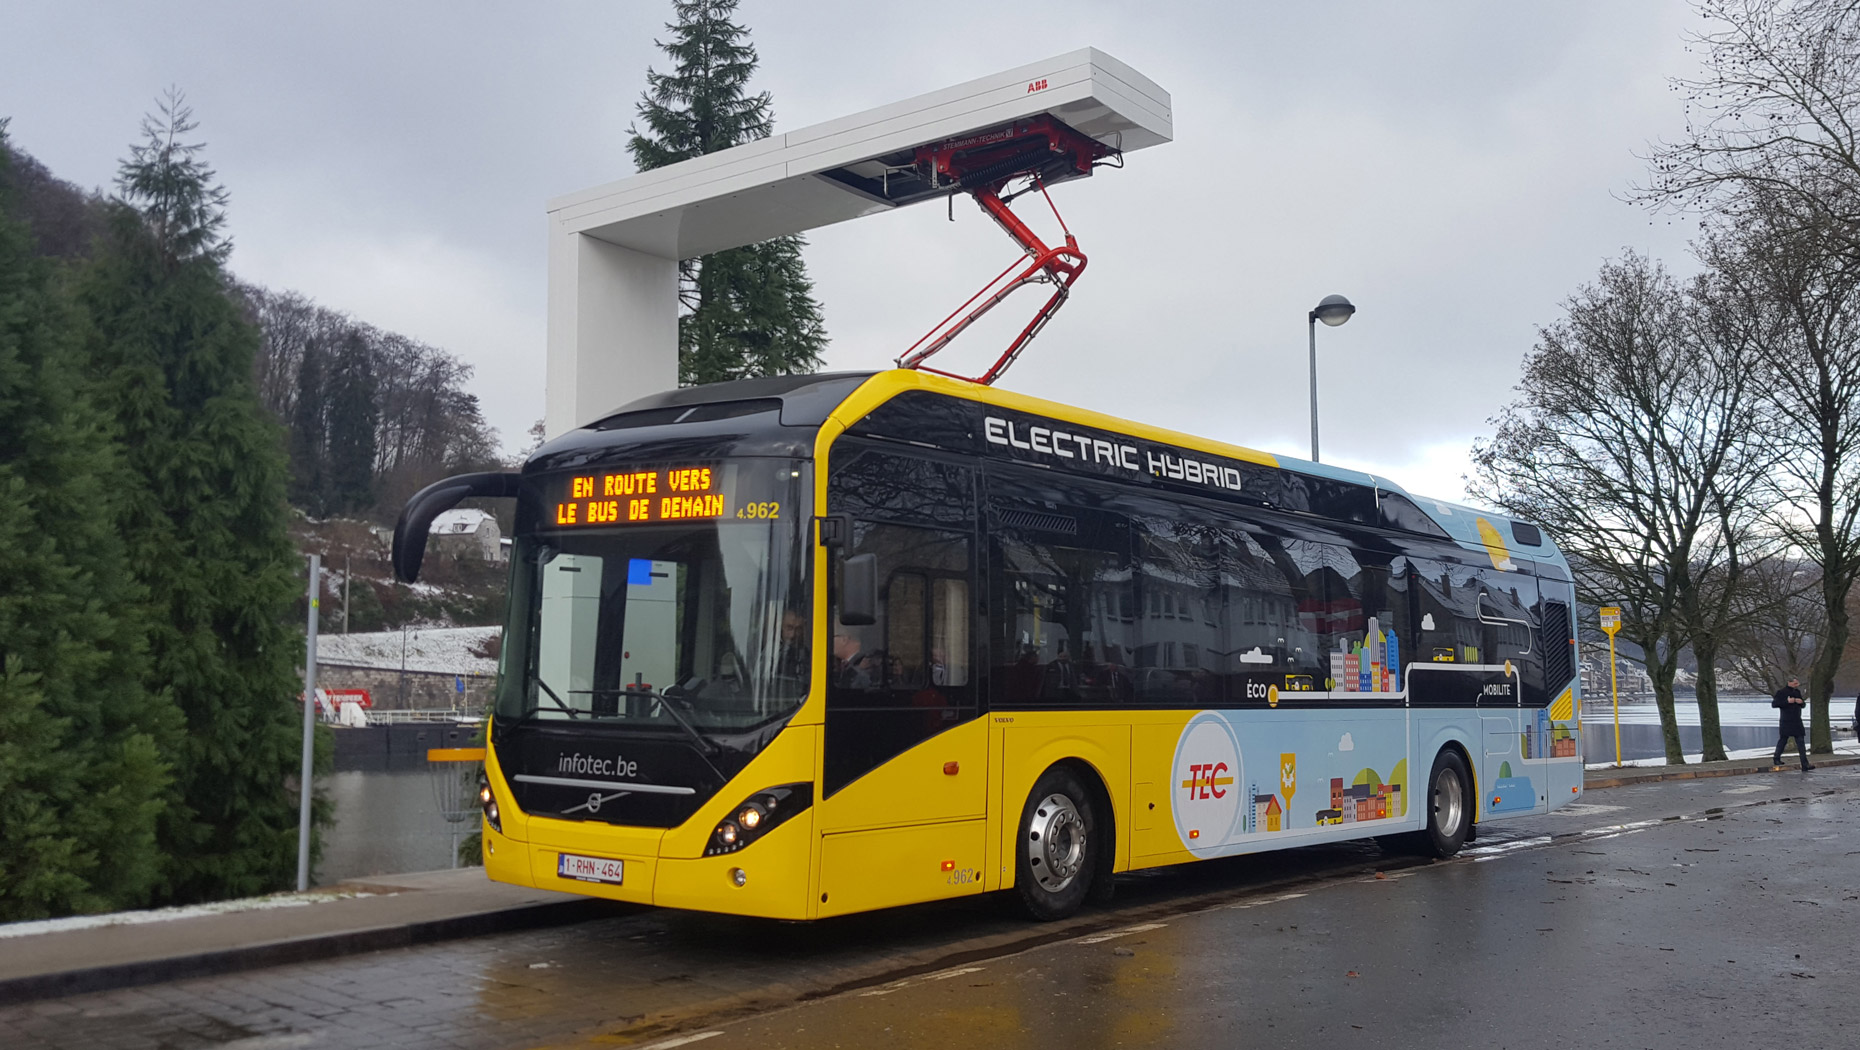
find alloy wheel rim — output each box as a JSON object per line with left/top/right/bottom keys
{"left": 1433, "top": 767, "right": 1464, "bottom": 836}
{"left": 1027, "top": 792, "right": 1087, "bottom": 892}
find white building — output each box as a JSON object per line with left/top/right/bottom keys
{"left": 428, "top": 509, "right": 502, "bottom": 563}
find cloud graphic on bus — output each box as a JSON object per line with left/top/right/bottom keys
{"left": 1337, "top": 733, "right": 1355, "bottom": 752}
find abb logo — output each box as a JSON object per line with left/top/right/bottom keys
{"left": 1027, "top": 78, "right": 1049, "bottom": 93}
{"left": 1182, "top": 761, "right": 1232, "bottom": 800}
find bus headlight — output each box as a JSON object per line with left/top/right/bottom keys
{"left": 706, "top": 783, "right": 812, "bottom": 856}
{"left": 480, "top": 771, "right": 502, "bottom": 833}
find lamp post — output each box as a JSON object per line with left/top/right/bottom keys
{"left": 1307, "top": 294, "right": 1356, "bottom": 462}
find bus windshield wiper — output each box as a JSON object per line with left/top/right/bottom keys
{"left": 609, "top": 686, "right": 728, "bottom": 780}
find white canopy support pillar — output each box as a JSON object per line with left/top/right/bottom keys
{"left": 546, "top": 232, "right": 678, "bottom": 436}
{"left": 544, "top": 47, "right": 1172, "bottom": 438}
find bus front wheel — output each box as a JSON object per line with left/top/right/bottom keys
{"left": 1421, "top": 749, "right": 1472, "bottom": 857}
{"left": 1015, "top": 766, "right": 1099, "bottom": 920}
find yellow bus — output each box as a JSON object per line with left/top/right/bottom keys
{"left": 393, "top": 369, "right": 1583, "bottom": 921}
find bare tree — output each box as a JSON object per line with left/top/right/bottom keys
{"left": 1722, "top": 555, "right": 1829, "bottom": 692}
{"left": 1677, "top": 258, "right": 1789, "bottom": 758}
{"left": 240, "top": 284, "right": 501, "bottom": 520}
{"left": 1641, "top": 0, "right": 1860, "bottom": 257}
{"left": 1472, "top": 253, "right": 1769, "bottom": 763}
{"left": 1639, "top": 0, "right": 1860, "bottom": 754}
{"left": 1701, "top": 204, "right": 1860, "bottom": 752}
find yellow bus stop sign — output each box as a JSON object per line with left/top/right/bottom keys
{"left": 1598, "top": 606, "right": 1623, "bottom": 765}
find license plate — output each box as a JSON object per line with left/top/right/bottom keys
{"left": 556, "top": 852, "right": 624, "bottom": 885}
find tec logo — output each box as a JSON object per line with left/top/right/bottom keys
{"left": 1181, "top": 762, "right": 1233, "bottom": 800}
{"left": 1171, "top": 713, "right": 1244, "bottom": 854}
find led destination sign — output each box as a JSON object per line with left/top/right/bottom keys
{"left": 547, "top": 464, "right": 783, "bottom": 527}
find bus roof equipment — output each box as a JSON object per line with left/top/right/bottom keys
{"left": 545, "top": 49, "right": 1172, "bottom": 436}
{"left": 895, "top": 114, "right": 1117, "bottom": 386}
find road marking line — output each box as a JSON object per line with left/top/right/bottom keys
{"left": 1226, "top": 891, "right": 1308, "bottom": 910}
{"left": 1080, "top": 923, "right": 1167, "bottom": 944}
{"left": 638, "top": 1033, "right": 723, "bottom": 1050}
{"left": 921, "top": 965, "right": 987, "bottom": 981}
{"left": 858, "top": 965, "right": 987, "bottom": 996}
{"left": 1466, "top": 835, "right": 1552, "bottom": 860}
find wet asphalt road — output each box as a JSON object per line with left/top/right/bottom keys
{"left": 4, "top": 767, "right": 1855, "bottom": 1050}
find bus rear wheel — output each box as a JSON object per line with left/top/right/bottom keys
{"left": 1015, "top": 766, "right": 1098, "bottom": 921}
{"left": 1420, "top": 749, "right": 1471, "bottom": 857}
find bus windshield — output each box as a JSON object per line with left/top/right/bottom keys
{"left": 496, "top": 460, "right": 810, "bottom": 734}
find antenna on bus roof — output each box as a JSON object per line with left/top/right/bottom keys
{"left": 895, "top": 115, "right": 1120, "bottom": 386}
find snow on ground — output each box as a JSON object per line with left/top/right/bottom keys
{"left": 318, "top": 626, "right": 500, "bottom": 675}
{"left": 0, "top": 889, "right": 379, "bottom": 939}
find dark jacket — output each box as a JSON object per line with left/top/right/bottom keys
{"left": 1774, "top": 685, "right": 1806, "bottom": 728}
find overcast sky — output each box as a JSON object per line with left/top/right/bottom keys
{"left": 4, "top": 1, "right": 1708, "bottom": 503}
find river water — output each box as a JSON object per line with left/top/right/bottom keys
{"left": 318, "top": 753, "right": 480, "bottom": 886}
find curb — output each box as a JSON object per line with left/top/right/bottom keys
{"left": 1584, "top": 754, "right": 1860, "bottom": 790}
{"left": 0, "top": 897, "right": 616, "bottom": 1007}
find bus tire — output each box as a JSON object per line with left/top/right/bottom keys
{"left": 1015, "top": 766, "right": 1098, "bottom": 921}
{"left": 1420, "top": 749, "right": 1472, "bottom": 857}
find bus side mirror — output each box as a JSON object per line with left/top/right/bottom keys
{"left": 840, "top": 553, "right": 878, "bottom": 626}
{"left": 392, "top": 472, "right": 523, "bottom": 583}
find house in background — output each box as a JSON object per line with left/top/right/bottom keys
{"left": 428, "top": 508, "right": 503, "bottom": 563}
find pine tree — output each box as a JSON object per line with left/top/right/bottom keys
{"left": 323, "top": 330, "right": 378, "bottom": 514}
{"left": 629, "top": 0, "right": 827, "bottom": 386}
{"left": 0, "top": 124, "right": 175, "bottom": 919}
{"left": 77, "top": 92, "right": 310, "bottom": 903}
{"left": 287, "top": 338, "right": 327, "bottom": 512}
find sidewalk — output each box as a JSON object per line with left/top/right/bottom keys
{"left": 4, "top": 748, "right": 1856, "bottom": 1007}
{"left": 0, "top": 869, "right": 613, "bottom": 1006}
{"left": 1582, "top": 734, "right": 1860, "bottom": 788}
{"left": 1583, "top": 748, "right": 1860, "bottom": 788}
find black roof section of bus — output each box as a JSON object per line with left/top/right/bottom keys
{"left": 592, "top": 371, "right": 876, "bottom": 430}
{"left": 526, "top": 372, "right": 876, "bottom": 474}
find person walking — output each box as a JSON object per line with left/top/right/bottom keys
{"left": 1772, "top": 677, "right": 1813, "bottom": 771}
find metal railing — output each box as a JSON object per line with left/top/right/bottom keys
{"left": 365, "top": 709, "right": 485, "bottom": 725}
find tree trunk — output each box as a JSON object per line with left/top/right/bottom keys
{"left": 1693, "top": 642, "right": 1729, "bottom": 762}
{"left": 1641, "top": 635, "right": 1685, "bottom": 764}
{"left": 1809, "top": 573, "right": 1848, "bottom": 754}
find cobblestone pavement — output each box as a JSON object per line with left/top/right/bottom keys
{"left": 3, "top": 766, "right": 1846, "bottom": 1050}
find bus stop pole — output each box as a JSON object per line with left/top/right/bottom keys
{"left": 297, "top": 554, "right": 320, "bottom": 892}
{"left": 1609, "top": 633, "right": 1621, "bottom": 766}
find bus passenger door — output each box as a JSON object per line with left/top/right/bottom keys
{"left": 1479, "top": 575, "right": 1543, "bottom": 816}
{"left": 815, "top": 446, "right": 988, "bottom": 914}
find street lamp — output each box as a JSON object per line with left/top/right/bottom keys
{"left": 1307, "top": 294, "right": 1355, "bottom": 462}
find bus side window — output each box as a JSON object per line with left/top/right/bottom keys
{"left": 1409, "top": 557, "right": 1480, "bottom": 708}
{"left": 1317, "top": 554, "right": 1409, "bottom": 696}
{"left": 884, "top": 573, "right": 927, "bottom": 687}
{"left": 1130, "top": 502, "right": 1220, "bottom": 705}
{"left": 823, "top": 521, "right": 976, "bottom": 794}
{"left": 1217, "top": 527, "right": 1311, "bottom": 693}
{"left": 1478, "top": 571, "right": 1542, "bottom": 705}
{"left": 988, "top": 481, "right": 1133, "bottom": 707}
{"left": 931, "top": 577, "right": 970, "bottom": 686}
